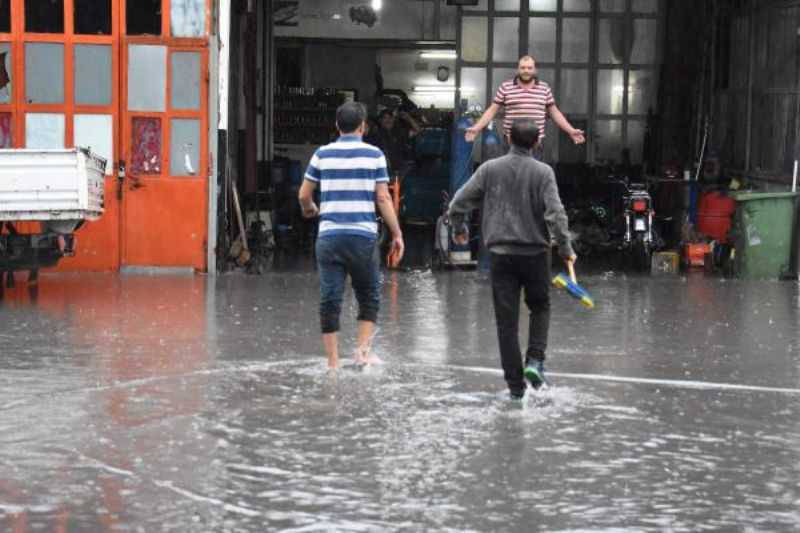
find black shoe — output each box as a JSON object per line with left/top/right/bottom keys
{"left": 524, "top": 359, "right": 547, "bottom": 390}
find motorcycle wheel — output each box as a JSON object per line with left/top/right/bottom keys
{"left": 632, "top": 234, "right": 652, "bottom": 272}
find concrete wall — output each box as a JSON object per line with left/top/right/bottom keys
{"left": 376, "top": 49, "right": 456, "bottom": 110}
{"left": 275, "top": 0, "right": 456, "bottom": 41}
{"left": 304, "top": 43, "right": 378, "bottom": 111}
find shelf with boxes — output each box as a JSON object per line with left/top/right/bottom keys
{"left": 273, "top": 86, "right": 356, "bottom": 145}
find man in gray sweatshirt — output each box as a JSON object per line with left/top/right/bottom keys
{"left": 448, "top": 118, "right": 576, "bottom": 399}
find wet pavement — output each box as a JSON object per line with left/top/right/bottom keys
{"left": 1, "top": 268, "right": 799, "bottom": 531}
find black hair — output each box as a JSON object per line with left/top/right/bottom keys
{"left": 336, "top": 102, "right": 367, "bottom": 134}
{"left": 509, "top": 118, "right": 540, "bottom": 149}
{"left": 377, "top": 109, "right": 394, "bottom": 120}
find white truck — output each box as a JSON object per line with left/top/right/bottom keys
{"left": 0, "top": 148, "right": 106, "bottom": 285}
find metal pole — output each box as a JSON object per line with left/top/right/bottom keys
{"left": 744, "top": 0, "right": 755, "bottom": 172}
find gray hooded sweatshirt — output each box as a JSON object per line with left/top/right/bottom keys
{"left": 447, "top": 145, "right": 574, "bottom": 258}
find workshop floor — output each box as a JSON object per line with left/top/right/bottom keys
{"left": 1, "top": 268, "right": 798, "bottom": 531}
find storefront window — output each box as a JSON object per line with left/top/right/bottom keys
{"left": 594, "top": 119, "right": 623, "bottom": 162}
{"left": 128, "top": 45, "right": 167, "bottom": 112}
{"left": 600, "top": 0, "right": 626, "bottom": 13}
{"left": 631, "top": 19, "right": 658, "bottom": 64}
{"left": 598, "top": 19, "right": 626, "bottom": 64}
{"left": 75, "top": 0, "right": 112, "bottom": 35}
{"left": 597, "top": 69, "right": 625, "bottom": 115}
{"left": 562, "top": 18, "right": 590, "bottom": 63}
{"left": 460, "top": 67, "right": 486, "bottom": 110}
{"left": 563, "top": 0, "right": 590, "bottom": 12}
{"left": 75, "top": 45, "right": 112, "bottom": 106}
{"left": 0, "top": 42, "right": 11, "bottom": 104}
{"left": 0, "top": 112, "right": 11, "bottom": 148}
{"left": 171, "top": 0, "right": 206, "bottom": 38}
{"left": 127, "top": 0, "right": 162, "bottom": 36}
{"left": 170, "top": 119, "right": 200, "bottom": 176}
{"left": 628, "top": 69, "right": 656, "bottom": 115}
{"left": 0, "top": 0, "right": 10, "bottom": 33}
{"left": 131, "top": 117, "right": 162, "bottom": 175}
{"left": 25, "top": 0, "right": 64, "bottom": 33}
{"left": 25, "top": 43, "right": 65, "bottom": 104}
{"left": 529, "top": 17, "right": 556, "bottom": 62}
{"left": 495, "top": 0, "right": 520, "bottom": 11}
{"left": 493, "top": 17, "right": 519, "bottom": 62}
{"left": 627, "top": 120, "right": 646, "bottom": 163}
{"left": 26, "top": 113, "right": 65, "bottom": 148}
{"left": 633, "top": 0, "right": 659, "bottom": 14}
{"left": 461, "top": 17, "right": 488, "bottom": 63}
{"left": 74, "top": 115, "right": 113, "bottom": 174}
{"left": 560, "top": 68, "right": 589, "bottom": 114}
{"left": 171, "top": 52, "right": 201, "bottom": 109}
{"left": 492, "top": 67, "right": 517, "bottom": 97}
{"left": 530, "top": 0, "right": 556, "bottom": 11}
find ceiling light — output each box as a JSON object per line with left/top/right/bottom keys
{"left": 420, "top": 51, "right": 457, "bottom": 59}
{"left": 413, "top": 85, "right": 474, "bottom": 93}
{"left": 372, "top": 0, "right": 382, "bottom": 10}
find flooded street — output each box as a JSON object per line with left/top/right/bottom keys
{"left": 1, "top": 270, "right": 799, "bottom": 531}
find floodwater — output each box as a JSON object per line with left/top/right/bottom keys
{"left": 1, "top": 269, "right": 799, "bottom": 531}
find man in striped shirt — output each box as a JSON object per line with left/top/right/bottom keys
{"left": 465, "top": 55, "right": 585, "bottom": 156}
{"left": 299, "top": 102, "right": 404, "bottom": 370}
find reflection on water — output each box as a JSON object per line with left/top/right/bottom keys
{"left": 0, "top": 273, "right": 799, "bottom": 530}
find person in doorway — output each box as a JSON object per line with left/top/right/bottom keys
{"left": 448, "top": 118, "right": 576, "bottom": 399}
{"left": 465, "top": 55, "right": 585, "bottom": 158}
{"left": 365, "top": 109, "right": 421, "bottom": 179}
{"left": 299, "top": 102, "right": 405, "bottom": 370}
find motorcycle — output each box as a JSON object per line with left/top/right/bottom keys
{"left": 619, "top": 180, "right": 656, "bottom": 271}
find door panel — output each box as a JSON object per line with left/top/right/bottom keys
{"left": 121, "top": 39, "right": 208, "bottom": 270}
{"left": 16, "top": 0, "right": 209, "bottom": 272}
{"left": 121, "top": 178, "right": 207, "bottom": 267}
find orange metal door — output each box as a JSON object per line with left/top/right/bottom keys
{"left": 119, "top": 1, "right": 209, "bottom": 270}
{"left": 8, "top": 0, "right": 122, "bottom": 271}
{"left": 3, "top": 0, "right": 209, "bottom": 272}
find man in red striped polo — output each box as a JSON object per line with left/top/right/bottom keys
{"left": 465, "top": 55, "right": 585, "bottom": 157}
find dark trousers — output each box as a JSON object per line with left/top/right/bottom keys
{"left": 490, "top": 252, "right": 551, "bottom": 394}
{"left": 316, "top": 234, "right": 381, "bottom": 334}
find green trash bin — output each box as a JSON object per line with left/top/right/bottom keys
{"left": 731, "top": 191, "right": 798, "bottom": 279}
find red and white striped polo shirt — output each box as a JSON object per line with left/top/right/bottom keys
{"left": 493, "top": 77, "right": 555, "bottom": 138}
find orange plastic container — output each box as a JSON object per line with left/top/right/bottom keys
{"left": 684, "top": 243, "right": 712, "bottom": 267}
{"left": 697, "top": 192, "right": 736, "bottom": 243}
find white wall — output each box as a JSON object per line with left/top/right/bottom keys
{"left": 377, "top": 49, "right": 455, "bottom": 109}
{"left": 275, "top": 0, "right": 457, "bottom": 41}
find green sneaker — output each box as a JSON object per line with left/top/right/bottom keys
{"left": 524, "top": 359, "right": 547, "bottom": 390}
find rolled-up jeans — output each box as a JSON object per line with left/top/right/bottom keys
{"left": 316, "top": 234, "right": 381, "bottom": 334}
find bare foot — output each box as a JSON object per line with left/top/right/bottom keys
{"left": 364, "top": 354, "right": 383, "bottom": 365}
{"left": 355, "top": 347, "right": 382, "bottom": 366}
{"left": 354, "top": 347, "right": 369, "bottom": 365}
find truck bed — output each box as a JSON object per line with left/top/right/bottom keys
{"left": 0, "top": 148, "right": 106, "bottom": 223}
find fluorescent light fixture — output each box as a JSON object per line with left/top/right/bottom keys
{"left": 372, "top": 0, "right": 382, "bottom": 10}
{"left": 413, "top": 85, "right": 475, "bottom": 93}
{"left": 420, "top": 51, "right": 457, "bottom": 59}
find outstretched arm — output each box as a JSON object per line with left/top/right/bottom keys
{"left": 548, "top": 103, "right": 585, "bottom": 145}
{"left": 465, "top": 103, "right": 501, "bottom": 142}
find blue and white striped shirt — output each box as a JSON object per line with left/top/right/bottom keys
{"left": 304, "top": 134, "right": 390, "bottom": 239}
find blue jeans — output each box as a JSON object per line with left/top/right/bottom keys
{"left": 316, "top": 234, "right": 381, "bottom": 334}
